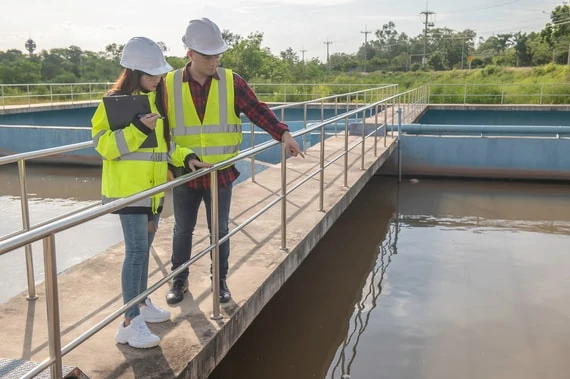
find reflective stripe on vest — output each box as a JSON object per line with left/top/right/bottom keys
{"left": 115, "top": 152, "right": 168, "bottom": 162}
{"left": 92, "top": 128, "right": 132, "bottom": 156}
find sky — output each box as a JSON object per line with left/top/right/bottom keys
{"left": 0, "top": 0, "right": 565, "bottom": 61}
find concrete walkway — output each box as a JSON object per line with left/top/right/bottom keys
{"left": 0, "top": 127, "right": 397, "bottom": 379}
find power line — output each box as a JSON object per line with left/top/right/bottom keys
{"left": 445, "top": 0, "right": 520, "bottom": 14}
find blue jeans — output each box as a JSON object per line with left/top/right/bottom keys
{"left": 119, "top": 213, "right": 160, "bottom": 319}
{"left": 171, "top": 182, "right": 232, "bottom": 282}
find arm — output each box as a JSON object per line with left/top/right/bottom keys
{"left": 91, "top": 102, "right": 157, "bottom": 160}
{"left": 234, "top": 74, "right": 303, "bottom": 157}
{"left": 234, "top": 73, "right": 288, "bottom": 141}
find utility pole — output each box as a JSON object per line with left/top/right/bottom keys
{"left": 420, "top": 2, "right": 435, "bottom": 66}
{"left": 324, "top": 38, "right": 333, "bottom": 71}
{"left": 361, "top": 25, "right": 371, "bottom": 72}
{"left": 300, "top": 48, "right": 307, "bottom": 63}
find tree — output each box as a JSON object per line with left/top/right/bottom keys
{"left": 513, "top": 32, "right": 532, "bottom": 66}
{"left": 104, "top": 43, "right": 123, "bottom": 62}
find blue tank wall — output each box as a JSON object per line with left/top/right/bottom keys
{"left": 379, "top": 134, "right": 570, "bottom": 180}
{"left": 417, "top": 109, "right": 570, "bottom": 126}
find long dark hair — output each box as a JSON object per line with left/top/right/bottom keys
{"left": 107, "top": 69, "right": 171, "bottom": 147}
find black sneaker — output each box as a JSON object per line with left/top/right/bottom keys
{"left": 219, "top": 279, "right": 231, "bottom": 303}
{"left": 166, "top": 280, "right": 188, "bottom": 305}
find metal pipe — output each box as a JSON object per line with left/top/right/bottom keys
{"left": 344, "top": 117, "right": 349, "bottom": 187}
{"left": 18, "top": 160, "right": 38, "bottom": 300}
{"left": 43, "top": 234, "right": 63, "bottom": 379}
{"left": 250, "top": 123, "right": 256, "bottom": 182}
{"left": 384, "top": 102, "right": 388, "bottom": 147}
{"left": 397, "top": 108, "right": 402, "bottom": 183}
{"left": 303, "top": 103, "right": 308, "bottom": 153}
{"left": 374, "top": 104, "right": 378, "bottom": 157}
{"left": 391, "top": 96, "right": 395, "bottom": 138}
{"left": 210, "top": 171, "right": 222, "bottom": 320}
{"left": 334, "top": 97, "right": 338, "bottom": 135}
{"left": 361, "top": 110, "right": 366, "bottom": 170}
{"left": 319, "top": 125, "right": 325, "bottom": 212}
{"left": 280, "top": 142, "right": 288, "bottom": 251}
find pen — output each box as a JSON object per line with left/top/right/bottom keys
{"left": 137, "top": 113, "right": 165, "bottom": 120}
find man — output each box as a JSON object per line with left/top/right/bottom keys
{"left": 164, "top": 17, "right": 303, "bottom": 304}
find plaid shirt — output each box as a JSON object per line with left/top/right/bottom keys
{"left": 181, "top": 63, "right": 289, "bottom": 190}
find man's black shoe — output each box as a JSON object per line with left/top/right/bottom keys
{"left": 219, "top": 279, "right": 231, "bottom": 303}
{"left": 166, "top": 280, "right": 188, "bottom": 305}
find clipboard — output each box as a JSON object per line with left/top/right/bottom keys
{"left": 102, "top": 94, "right": 158, "bottom": 148}
{"left": 102, "top": 95, "right": 151, "bottom": 130}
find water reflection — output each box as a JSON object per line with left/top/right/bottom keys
{"left": 327, "top": 218, "right": 400, "bottom": 379}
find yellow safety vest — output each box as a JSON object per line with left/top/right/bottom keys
{"left": 91, "top": 91, "right": 191, "bottom": 214}
{"left": 165, "top": 68, "right": 242, "bottom": 165}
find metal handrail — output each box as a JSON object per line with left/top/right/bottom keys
{"left": 0, "top": 86, "right": 428, "bottom": 379}
{"left": 0, "top": 82, "right": 396, "bottom": 110}
{"left": 428, "top": 83, "right": 570, "bottom": 105}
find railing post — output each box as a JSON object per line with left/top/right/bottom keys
{"left": 1, "top": 85, "right": 4, "bottom": 110}
{"left": 501, "top": 89, "right": 504, "bottom": 104}
{"left": 18, "top": 160, "right": 38, "bottom": 301}
{"left": 210, "top": 171, "right": 222, "bottom": 320}
{"left": 463, "top": 83, "right": 467, "bottom": 104}
{"left": 50, "top": 84, "right": 53, "bottom": 104}
{"left": 303, "top": 103, "right": 308, "bottom": 153}
{"left": 540, "top": 84, "right": 544, "bottom": 105}
{"left": 361, "top": 110, "right": 366, "bottom": 170}
{"left": 43, "top": 234, "right": 63, "bottom": 379}
{"left": 250, "top": 123, "right": 256, "bottom": 182}
{"left": 384, "top": 101, "right": 388, "bottom": 147}
{"left": 344, "top": 117, "right": 349, "bottom": 188}
{"left": 70, "top": 85, "right": 74, "bottom": 103}
{"left": 280, "top": 143, "right": 288, "bottom": 251}
{"left": 334, "top": 97, "right": 339, "bottom": 135}
{"left": 390, "top": 97, "right": 396, "bottom": 138}
{"left": 397, "top": 108, "right": 402, "bottom": 183}
{"left": 27, "top": 84, "right": 31, "bottom": 107}
{"left": 374, "top": 104, "right": 378, "bottom": 157}
{"left": 319, "top": 126, "right": 325, "bottom": 212}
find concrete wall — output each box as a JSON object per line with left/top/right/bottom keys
{"left": 379, "top": 134, "right": 570, "bottom": 180}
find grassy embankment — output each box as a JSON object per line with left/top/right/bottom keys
{"left": 263, "top": 64, "right": 570, "bottom": 104}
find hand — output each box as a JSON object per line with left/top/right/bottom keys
{"left": 281, "top": 131, "right": 305, "bottom": 158}
{"left": 139, "top": 113, "right": 161, "bottom": 130}
{"left": 167, "top": 169, "right": 175, "bottom": 181}
{"left": 187, "top": 158, "right": 213, "bottom": 172}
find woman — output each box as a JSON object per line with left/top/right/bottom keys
{"left": 91, "top": 37, "right": 197, "bottom": 349}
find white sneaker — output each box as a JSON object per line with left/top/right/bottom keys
{"left": 140, "top": 298, "right": 171, "bottom": 323}
{"left": 115, "top": 315, "right": 160, "bottom": 349}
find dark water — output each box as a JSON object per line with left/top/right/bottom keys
{"left": 209, "top": 177, "right": 570, "bottom": 379}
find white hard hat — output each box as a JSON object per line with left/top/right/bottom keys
{"left": 182, "top": 18, "right": 228, "bottom": 55}
{"left": 120, "top": 36, "right": 173, "bottom": 75}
